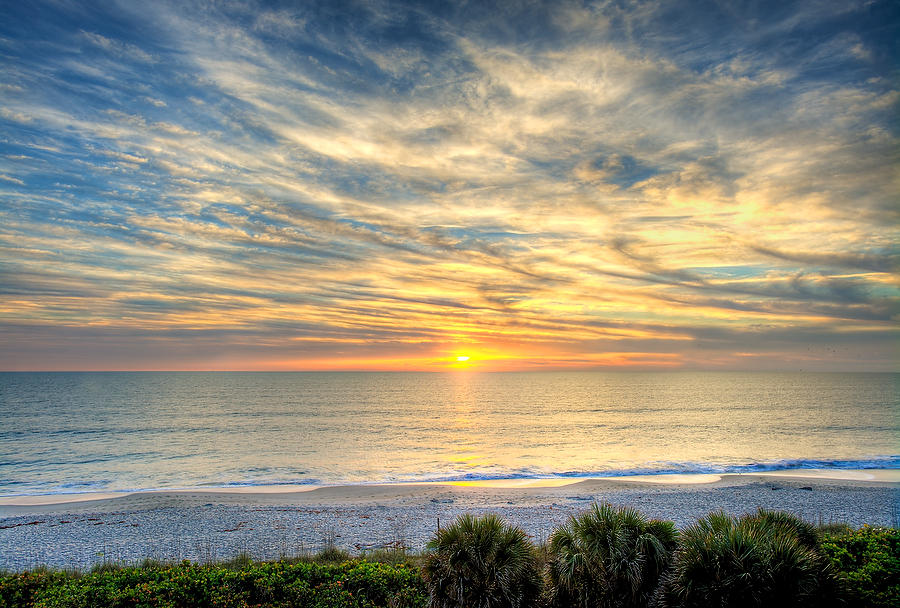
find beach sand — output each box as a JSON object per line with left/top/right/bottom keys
{"left": 1, "top": 470, "right": 897, "bottom": 571}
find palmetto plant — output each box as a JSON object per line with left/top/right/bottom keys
{"left": 664, "top": 509, "right": 842, "bottom": 608}
{"left": 423, "top": 513, "right": 542, "bottom": 608}
{"left": 547, "top": 502, "right": 678, "bottom": 608}
{"left": 745, "top": 507, "right": 820, "bottom": 549}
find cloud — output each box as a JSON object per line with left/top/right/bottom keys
{"left": 750, "top": 244, "right": 899, "bottom": 274}
{"left": 80, "top": 30, "right": 157, "bottom": 63}
{"left": 0, "top": 0, "right": 897, "bottom": 370}
{"left": 0, "top": 174, "right": 25, "bottom": 185}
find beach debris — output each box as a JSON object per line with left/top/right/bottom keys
{"left": 0, "top": 520, "right": 44, "bottom": 529}
{"left": 430, "top": 498, "right": 454, "bottom": 504}
{"left": 801, "top": 486, "right": 813, "bottom": 491}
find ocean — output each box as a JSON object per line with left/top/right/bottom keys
{"left": 1, "top": 371, "right": 897, "bottom": 497}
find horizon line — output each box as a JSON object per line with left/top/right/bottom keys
{"left": 1, "top": 368, "right": 896, "bottom": 373}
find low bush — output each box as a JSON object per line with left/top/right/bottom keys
{"left": 423, "top": 513, "right": 542, "bottom": 608}
{"left": 0, "top": 569, "right": 70, "bottom": 608}
{"left": 547, "top": 503, "right": 677, "bottom": 608}
{"left": 821, "top": 525, "right": 899, "bottom": 608}
{"left": 663, "top": 509, "right": 842, "bottom": 608}
{"left": 0, "top": 560, "right": 427, "bottom": 608}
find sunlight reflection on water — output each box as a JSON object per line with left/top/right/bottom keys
{"left": 1, "top": 371, "right": 897, "bottom": 495}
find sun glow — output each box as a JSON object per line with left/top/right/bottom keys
{"left": 448, "top": 352, "right": 478, "bottom": 370}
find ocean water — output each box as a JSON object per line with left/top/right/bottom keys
{"left": 0, "top": 371, "right": 897, "bottom": 497}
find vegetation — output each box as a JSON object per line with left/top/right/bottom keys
{"left": 0, "top": 559, "right": 426, "bottom": 608}
{"left": 662, "top": 509, "right": 842, "bottom": 607}
{"left": 547, "top": 503, "right": 677, "bottom": 607}
{"left": 821, "top": 526, "right": 900, "bottom": 608}
{"left": 2, "top": 511, "right": 896, "bottom": 608}
{"left": 422, "top": 513, "right": 542, "bottom": 608}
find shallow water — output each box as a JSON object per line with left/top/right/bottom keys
{"left": 1, "top": 371, "right": 897, "bottom": 496}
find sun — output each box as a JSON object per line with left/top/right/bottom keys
{"left": 455, "top": 356, "right": 471, "bottom": 362}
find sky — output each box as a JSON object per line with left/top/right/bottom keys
{"left": 0, "top": 0, "right": 897, "bottom": 372}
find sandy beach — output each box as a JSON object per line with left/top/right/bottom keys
{"left": 1, "top": 469, "right": 896, "bottom": 571}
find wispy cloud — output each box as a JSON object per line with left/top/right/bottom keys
{"left": 0, "top": 0, "right": 897, "bottom": 370}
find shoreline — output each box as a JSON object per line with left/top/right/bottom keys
{"left": 2, "top": 469, "right": 897, "bottom": 570}
{"left": 1, "top": 468, "right": 897, "bottom": 509}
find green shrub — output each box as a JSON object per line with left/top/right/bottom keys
{"left": 547, "top": 502, "right": 677, "bottom": 608}
{"left": 748, "top": 508, "right": 820, "bottom": 548}
{"left": 821, "top": 526, "right": 899, "bottom": 608}
{"left": 0, "top": 570, "right": 69, "bottom": 608}
{"left": 664, "top": 509, "right": 842, "bottom": 608}
{"left": 0, "top": 560, "right": 427, "bottom": 608}
{"left": 423, "top": 513, "right": 542, "bottom": 608}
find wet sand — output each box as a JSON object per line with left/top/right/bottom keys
{"left": 1, "top": 470, "right": 897, "bottom": 571}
